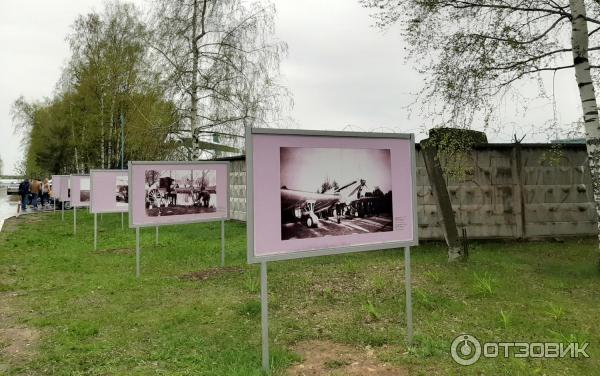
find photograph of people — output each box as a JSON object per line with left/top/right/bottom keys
{"left": 144, "top": 169, "right": 217, "bottom": 217}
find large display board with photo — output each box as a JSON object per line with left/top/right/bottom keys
{"left": 128, "top": 161, "right": 229, "bottom": 228}
{"left": 247, "top": 128, "right": 418, "bottom": 263}
{"left": 90, "top": 170, "right": 129, "bottom": 213}
{"left": 70, "top": 175, "right": 91, "bottom": 207}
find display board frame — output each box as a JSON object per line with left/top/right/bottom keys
{"left": 54, "top": 175, "right": 71, "bottom": 202}
{"left": 69, "top": 174, "right": 91, "bottom": 208}
{"left": 90, "top": 169, "right": 129, "bottom": 214}
{"left": 246, "top": 127, "right": 419, "bottom": 264}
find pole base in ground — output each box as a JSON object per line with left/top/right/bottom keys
{"left": 221, "top": 220, "right": 225, "bottom": 267}
{"left": 136, "top": 227, "right": 141, "bottom": 278}
{"left": 73, "top": 206, "right": 77, "bottom": 235}
{"left": 94, "top": 213, "right": 97, "bottom": 250}
{"left": 261, "top": 262, "right": 269, "bottom": 371}
{"left": 404, "top": 246, "right": 413, "bottom": 344}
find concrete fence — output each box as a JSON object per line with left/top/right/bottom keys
{"left": 222, "top": 142, "right": 598, "bottom": 240}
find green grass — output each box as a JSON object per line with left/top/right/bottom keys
{"left": 1, "top": 211, "right": 600, "bottom": 375}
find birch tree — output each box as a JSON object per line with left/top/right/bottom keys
{"left": 363, "top": 0, "right": 600, "bottom": 267}
{"left": 148, "top": 0, "right": 289, "bottom": 159}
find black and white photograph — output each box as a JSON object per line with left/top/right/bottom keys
{"left": 144, "top": 169, "right": 217, "bottom": 217}
{"left": 280, "top": 147, "right": 393, "bottom": 240}
{"left": 80, "top": 178, "right": 90, "bottom": 202}
{"left": 116, "top": 176, "right": 128, "bottom": 207}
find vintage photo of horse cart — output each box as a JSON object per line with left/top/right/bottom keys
{"left": 144, "top": 169, "right": 217, "bottom": 217}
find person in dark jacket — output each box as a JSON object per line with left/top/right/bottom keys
{"left": 18, "top": 178, "right": 30, "bottom": 211}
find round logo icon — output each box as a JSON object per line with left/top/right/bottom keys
{"left": 451, "top": 334, "right": 481, "bottom": 366}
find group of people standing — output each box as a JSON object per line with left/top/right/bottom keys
{"left": 18, "top": 178, "right": 52, "bottom": 212}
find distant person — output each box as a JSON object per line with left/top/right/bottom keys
{"left": 18, "top": 178, "right": 30, "bottom": 212}
{"left": 42, "top": 178, "right": 50, "bottom": 207}
{"left": 31, "top": 179, "right": 43, "bottom": 209}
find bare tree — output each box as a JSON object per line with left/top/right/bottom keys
{"left": 363, "top": 0, "right": 600, "bottom": 267}
{"left": 148, "top": 0, "right": 290, "bottom": 159}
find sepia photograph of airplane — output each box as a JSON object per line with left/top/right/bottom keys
{"left": 280, "top": 146, "right": 394, "bottom": 240}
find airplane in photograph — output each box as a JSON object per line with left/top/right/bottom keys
{"left": 281, "top": 179, "right": 375, "bottom": 228}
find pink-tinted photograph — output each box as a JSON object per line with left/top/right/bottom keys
{"left": 79, "top": 177, "right": 90, "bottom": 202}
{"left": 116, "top": 175, "right": 128, "bottom": 207}
{"left": 280, "top": 147, "right": 393, "bottom": 240}
{"left": 144, "top": 169, "right": 217, "bottom": 217}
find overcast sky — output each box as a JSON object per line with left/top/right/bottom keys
{"left": 0, "top": 0, "right": 584, "bottom": 175}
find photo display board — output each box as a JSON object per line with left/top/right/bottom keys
{"left": 53, "top": 175, "right": 70, "bottom": 201}
{"left": 128, "top": 161, "right": 229, "bottom": 228}
{"left": 70, "top": 175, "right": 90, "bottom": 207}
{"left": 90, "top": 170, "right": 129, "bottom": 214}
{"left": 247, "top": 128, "right": 418, "bottom": 263}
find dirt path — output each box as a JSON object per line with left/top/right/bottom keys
{"left": 286, "top": 340, "right": 408, "bottom": 376}
{"left": 0, "top": 262, "right": 40, "bottom": 373}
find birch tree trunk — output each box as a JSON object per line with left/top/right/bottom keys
{"left": 108, "top": 97, "right": 114, "bottom": 168}
{"left": 570, "top": 0, "right": 600, "bottom": 269}
{"left": 100, "top": 95, "right": 105, "bottom": 168}
{"left": 70, "top": 103, "right": 80, "bottom": 173}
{"left": 190, "top": 0, "right": 201, "bottom": 160}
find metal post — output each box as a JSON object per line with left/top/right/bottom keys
{"left": 94, "top": 213, "right": 97, "bottom": 251}
{"left": 136, "top": 227, "right": 140, "bottom": 278}
{"left": 404, "top": 246, "right": 413, "bottom": 344}
{"left": 120, "top": 112, "right": 125, "bottom": 169}
{"left": 261, "top": 262, "right": 269, "bottom": 371}
{"left": 121, "top": 212, "right": 124, "bottom": 230}
{"left": 61, "top": 202, "right": 64, "bottom": 221}
{"left": 155, "top": 226, "right": 159, "bottom": 246}
{"left": 220, "top": 220, "right": 225, "bottom": 267}
{"left": 73, "top": 206, "right": 77, "bottom": 235}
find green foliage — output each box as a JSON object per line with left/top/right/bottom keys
{"left": 546, "top": 304, "right": 566, "bottom": 321}
{"left": 540, "top": 143, "right": 565, "bottom": 167}
{"left": 472, "top": 272, "right": 495, "bottom": 296}
{"left": 423, "top": 127, "right": 487, "bottom": 180}
{"left": 244, "top": 273, "right": 259, "bottom": 294}
{"left": 499, "top": 309, "right": 511, "bottom": 329}
{"left": 363, "top": 299, "right": 380, "bottom": 321}
{"left": 423, "top": 270, "right": 441, "bottom": 283}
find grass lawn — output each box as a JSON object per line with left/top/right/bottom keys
{"left": 1, "top": 210, "right": 600, "bottom": 375}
